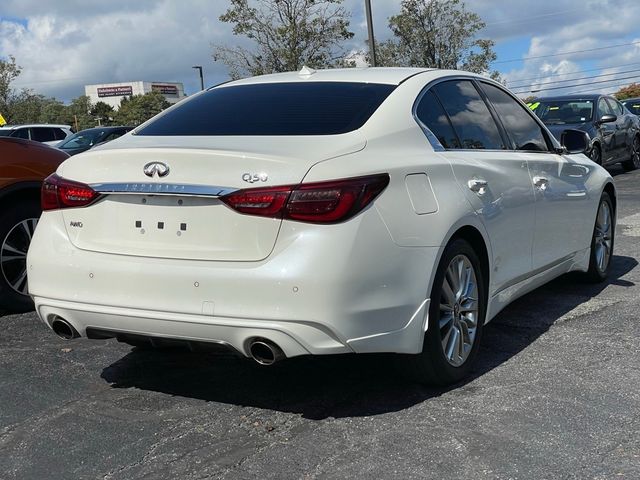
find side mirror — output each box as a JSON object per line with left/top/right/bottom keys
{"left": 596, "top": 114, "right": 617, "bottom": 125}
{"left": 560, "top": 129, "right": 590, "bottom": 154}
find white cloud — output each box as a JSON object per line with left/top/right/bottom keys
{"left": 1, "top": 0, "right": 640, "bottom": 102}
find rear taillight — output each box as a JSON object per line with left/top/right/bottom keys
{"left": 221, "top": 174, "right": 389, "bottom": 223}
{"left": 42, "top": 173, "right": 100, "bottom": 211}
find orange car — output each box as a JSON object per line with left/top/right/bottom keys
{"left": 0, "top": 138, "right": 68, "bottom": 312}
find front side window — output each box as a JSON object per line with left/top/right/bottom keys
{"left": 605, "top": 98, "right": 623, "bottom": 116}
{"left": 137, "top": 82, "right": 396, "bottom": 136}
{"left": 415, "top": 90, "right": 461, "bottom": 148}
{"left": 480, "top": 83, "right": 549, "bottom": 152}
{"left": 432, "top": 80, "right": 505, "bottom": 150}
{"left": 597, "top": 98, "right": 614, "bottom": 118}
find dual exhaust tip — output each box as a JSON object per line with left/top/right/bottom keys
{"left": 50, "top": 318, "right": 285, "bottom": 366}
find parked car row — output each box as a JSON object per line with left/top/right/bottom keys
{"left": 529, "top": 94, "right": 640, "bottom": 170}
{"left": 18, "top": 67, "right": 616, "bottom": 386}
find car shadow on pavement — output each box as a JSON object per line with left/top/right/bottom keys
{"left": 101, "top": 254, "right": 637, "bottom": 420}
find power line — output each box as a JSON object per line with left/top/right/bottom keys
{"left": 484, "top": 9, "right": 575, "bottom": 26}
{"left": 512, "top": 74, "right": 640, "bottom": 95}
{"left": 507, "top": 62, "right": 640, "bottom": 85}
{"left": 493, "top": 40, "right": 640, "bottom": 65}
{"left": 511, "top": 68, "right": 640, "bottom": 92}
{"left": 522, "top": 77, "right": 639, "bottom": 97}
{"left": 514, "top": 75, "right": 640, "bottom": 95}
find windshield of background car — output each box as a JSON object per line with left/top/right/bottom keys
{"left": 532, "top": 100, "right": 594, "bottom": 124}
{"left": 58, "top": 130, "right": 103, "bottom": 149}
{"left": 622, "top": 99, "right": 640, "bottom": 115}
{"left": 136, "top": 82, "right": 397, "bottom": 136}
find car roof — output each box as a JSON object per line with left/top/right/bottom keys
{"left": 622, "top": 97, "right": 640, "bottom": 102}
{"left": 0, "top": 124, "right": 72, "bottom": 129}
{"left": 534, "top": 94, "right": 604, "bottom": 101}
{"left": 220, "top": 67, "right": 435, "bottom": 87}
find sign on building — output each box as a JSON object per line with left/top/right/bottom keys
{"left": 97, "top": 86, "right": 134, "bottom": 97}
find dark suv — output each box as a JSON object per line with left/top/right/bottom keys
{"left": 531, "top": 94, "right": 640, "bottom": 170}
{"left": 0, "top": 138, "right": 68, "bottom": 312}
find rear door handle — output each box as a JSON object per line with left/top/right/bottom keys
{"left": 468, "top": 179, "right": 488, "bottom": 194}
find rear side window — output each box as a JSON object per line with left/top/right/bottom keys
{"left": 14, "top": 128, "right": 30, "bottom": 139}
{"left": 480, "top": 82, "right": 549, "bottom": 152}
{"left": 52, "top": 128, "right": 67, "bottom": 140}
{"left": 31, "top": 128, "right": 56, "bottom": 142}
{"left": 137, "top": 82, "right": 396, "bottom": 136}
{"left": 415, "top": 90, "right": 461, "bottom": 148}
{"left": 432, "top": 80, "right": 505, "bottom": 150}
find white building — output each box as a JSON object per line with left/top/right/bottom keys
{"left": 84, "top": 81, "right": 186, "bottom": 109}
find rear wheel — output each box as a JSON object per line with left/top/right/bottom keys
{"left": 0, "top": 199, "right": 40, "bottom": 312}
{"left": 585, "top": 192, "right": 614, "bottom": 282}
{"left": 621, "top": 136, "right": 640, "bottom": 171}
{"left": 403, "top": 238, "right": 486, "bottom": 385}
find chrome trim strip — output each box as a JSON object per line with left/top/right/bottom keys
{"left": 89, "top": 182, "right": 238, "bottom": 197}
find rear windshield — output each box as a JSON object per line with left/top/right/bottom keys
{"left": 136, "top": 82, "right": 396, "bottom": 136}
{"left": 531, "top": 100, "right": 594, "bottom": 124}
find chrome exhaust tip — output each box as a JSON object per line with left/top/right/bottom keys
{"left": 248, "top": 339, "right": 285, "bottom": 366}
{"left": 51, "top": 317, "right": 80, "bottom": 340}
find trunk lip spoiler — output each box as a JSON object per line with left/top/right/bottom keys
{"left": 89, "top": 182, "right": 238, "bottom": 198}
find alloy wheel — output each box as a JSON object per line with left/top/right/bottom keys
{"left": 438, "top": 254, "right": 479, "bottom": 367}
{"left": 633, "top": 137, "right": 640, "bottom": 168}
{"left": 1, "top": 218, "right": 37, "bottom": 295}
{"left": 594, "top": 201, "right": 612, "bottom": 273}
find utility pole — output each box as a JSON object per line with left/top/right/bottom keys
{"left": 365, "top": 0, "right": 377, "bottom": 67}
{"left": 192, "top": 65, "right": 205, "bottom": 91}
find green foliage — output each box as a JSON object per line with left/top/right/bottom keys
{"left": 91, "top": 101, "right": 115, "bottom": 125}
{"left": 614, "top": 83, "right": 640, "bottom": 100}
{"left": 377, "top": 0, "right": 500, "bottom": 79}
{"left": 113, "top": 91, "right": 171, "bottom": 126}
{"left": 213, "top": 0, "right": 354, "bottom": 79}
{"left": 0, "top": 55, "right": 22, "bottom": 114}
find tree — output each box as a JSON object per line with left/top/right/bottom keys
{"left": 91, "top": 101, "right": 115, "bottom": 126}
{"left": 614, "top": 83, "right": 640, "bottom": 100}
{"left": 113, "top": 92, "right": 170, "bottom": 126}
{"left": 213, "top": 0, "right": 354, "bottom": 79}
{"left": 377, "top": 0, "right": 500, "bottom": 79}
{"left": 0, "top": 55, "right": 21, "bottom": 116}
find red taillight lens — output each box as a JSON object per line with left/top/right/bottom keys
{"left": 221, "top": 174, "right": 389, "bottom": 223}
{"left": 42, "top": 173, "right": 100, "bottom": 211}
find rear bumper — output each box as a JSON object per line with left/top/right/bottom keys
{"left": 28, "top": 210, "right": 440, "bottom": 357}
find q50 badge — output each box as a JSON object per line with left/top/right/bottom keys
{"left": 242, "top": 172, "right": 268, "bottom": 183}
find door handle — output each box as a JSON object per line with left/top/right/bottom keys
{"left": 533, "top": 176, "right": 549, "bottom": 189}
{"left": 468, "top": 179, "right": 488, "bottom": 194}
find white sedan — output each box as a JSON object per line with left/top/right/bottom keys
{"left": 27, "top": 68, "right": 615, "bottom": 384}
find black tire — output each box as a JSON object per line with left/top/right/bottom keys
{"left": 0, "top": 199, "right": 41, "bottom": 313}
{"left": 585, "top": 192, "right": 615, "bottom": 282}
{"left": 590, "top": 144, "right": 602, "bottom": 165}
{"left": 621, "top": 136, "right": 640, "bottom": 171}
{"left": 403, "top": 238, "right": 486, "bottom": 385}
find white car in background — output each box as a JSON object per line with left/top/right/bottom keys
{"left": 27, "top": 68, "right": 615, "bottom": 385}
{"left": 0, "top": 124, "right": 73, "bottom": 146}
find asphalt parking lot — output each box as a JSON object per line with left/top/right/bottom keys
{"left": 1, "top": 167, "right": 640, "bottom": 480}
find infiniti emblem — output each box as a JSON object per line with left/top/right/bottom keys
{"left": 143, "top": 162, "right": 170, "bottom": 178}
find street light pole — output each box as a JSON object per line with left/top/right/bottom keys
{"left": 365, "top": 0, "right": 377, "bottom": 67}
{"left": 192, "top": 65, "right": 204, "bottom": 91}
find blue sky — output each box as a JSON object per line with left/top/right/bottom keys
{"left": 1, "top": 0, "right": 640, "bottom": 102}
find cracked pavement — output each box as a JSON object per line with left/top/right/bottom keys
{"left": 1, "top": 167, "right": 639, "bottom": 479}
